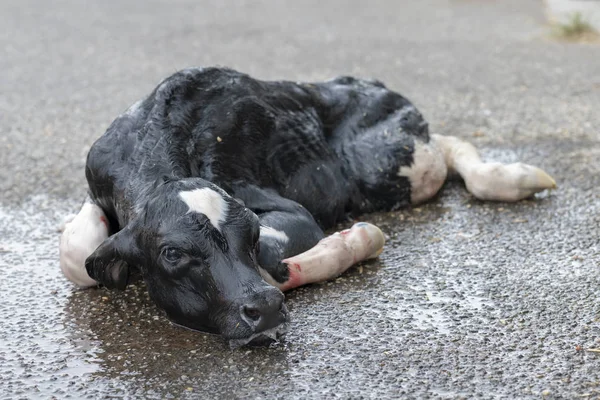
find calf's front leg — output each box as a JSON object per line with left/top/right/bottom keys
{"left": 275, "top": 222, "right": 385, "bottom": 292}
{"left": 233, "top": 184, "right": 385, "bottom": 292}
{"left": 258, "top": 215, "right": 385, "bottom": 292}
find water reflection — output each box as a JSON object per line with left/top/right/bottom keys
{"left": 0, "top": 190, "right": 503, "bottom": 398}
{"left": 62, "top": 272, "right": 296, "bottom": 397}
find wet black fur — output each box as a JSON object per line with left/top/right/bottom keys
{"left": 83, "top": 67, "right": 429, "bottom": 339}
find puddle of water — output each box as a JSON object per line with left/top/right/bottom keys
{"left": 390, "top": 306, "right": 452, "bottom": 335}
{"left": 1, "top": 177, "right": 592, "bottom": 399}
{"left": 0, "top": 196, "right": 130, "bottom": 398}
{"left": 426, "top": 290, "right": 488, "bottom": 311}
{"left": 0, "top": 197, "right": 323, "bottom": 398}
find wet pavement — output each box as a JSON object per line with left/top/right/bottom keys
{"left": 1, "top": 0, "right": 599, "bottom": 398}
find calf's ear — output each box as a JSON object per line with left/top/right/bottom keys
{"left": 85, "top": 227, "right": 139, "bottom": 290}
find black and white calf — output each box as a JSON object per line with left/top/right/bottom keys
{"left": 59, "top": 67, "right": 556, "bottom": 346}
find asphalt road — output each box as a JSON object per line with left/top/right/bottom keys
{"left": 1, "top": 0, "right": 599, "bottom": 398}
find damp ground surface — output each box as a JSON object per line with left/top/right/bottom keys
{"left": 1, "top": 0, "right": 599, "bottom": 398}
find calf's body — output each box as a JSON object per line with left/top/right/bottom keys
{"left": 60, "top": 67, "right": 556, "bottom": 346}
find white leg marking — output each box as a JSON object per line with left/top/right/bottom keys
{"left": 179, "top": 188, "right": 229, "bottom": 231}
{"left": 58, "top": 213, "right": 76, "bottom": 232}
{"left": 398, "top": 139, "right": 448, "bottom": 204}
{"left": 59, "top": 203, "right": 108, "bottom": 287}
{"left": 259, "top": 226, "right": 289, "bottom": 244}
{"left": 277, "top": 222, "right": 385, "bottom": 291}
{"left": 432, "top": 134, "right": 557, "bottom": 201}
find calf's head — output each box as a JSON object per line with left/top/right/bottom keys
{"left": 85, "top": 178, "right": 288, "bottom": 347}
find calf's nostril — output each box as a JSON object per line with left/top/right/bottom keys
{"left": 243, "top": 306, "right": 262, "bottom": 321}
{"left": 240, "top": 290, "right": 287, "bottom": 331}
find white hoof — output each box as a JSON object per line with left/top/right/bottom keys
{"left": 466, "top": 162, "right": 557, "bottom": 201}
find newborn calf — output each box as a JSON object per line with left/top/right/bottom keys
{"left": 60, "top": 67, "right": 555, "bottom": 346}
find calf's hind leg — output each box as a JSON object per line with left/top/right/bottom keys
{"left": 234, "top": 184, "right": 385, "bottom": 292}
{"left": 59, "top": 200, "right": 107, "bottom": 287}
{"left": 432, "top": 134, "right": 557, "bottom": 201}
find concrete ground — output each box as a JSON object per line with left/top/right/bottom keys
{"left": 1, "top": 0, "right": 599, "bottom": 398}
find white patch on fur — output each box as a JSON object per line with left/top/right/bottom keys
{"left": 59, "top": 203, "right": 107, "bottom": 287}
{"left": 259, "top": 226, "right": 289, "bottom": 244}
{"left": 179, "top": 188, "right": 229, "bottom": 231}
{"left": 397, "top": 140, "right": 448, "bottom": 204}
{"left": 432, "top": 134, "right": 482, "bottom": 176}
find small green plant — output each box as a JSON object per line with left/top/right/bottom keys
{"left": 554, "top": 12, "right": 597, "bottom": 40}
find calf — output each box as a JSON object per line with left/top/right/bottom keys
{"left": 60, "top": 67, "right": 556, "bottom": 347}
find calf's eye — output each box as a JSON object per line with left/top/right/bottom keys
{"left": 162, "top": 247, "right": 183, "bottom": 264}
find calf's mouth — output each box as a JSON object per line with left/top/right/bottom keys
{"left": 228, "top": 322, "right": 289, "bottom": 349}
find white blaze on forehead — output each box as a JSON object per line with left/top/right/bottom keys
{"left": 260, "top": 225, "right": 289, "bottom": 244}
{"left": 398, "top": 140, "right": 448, "bottom": 204}
{"left": 179, "top": 188, "right": 229, "bottom": 231}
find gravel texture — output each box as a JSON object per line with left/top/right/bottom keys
{"left": 1, "top": 0, "right": 599, "bottom": 398}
